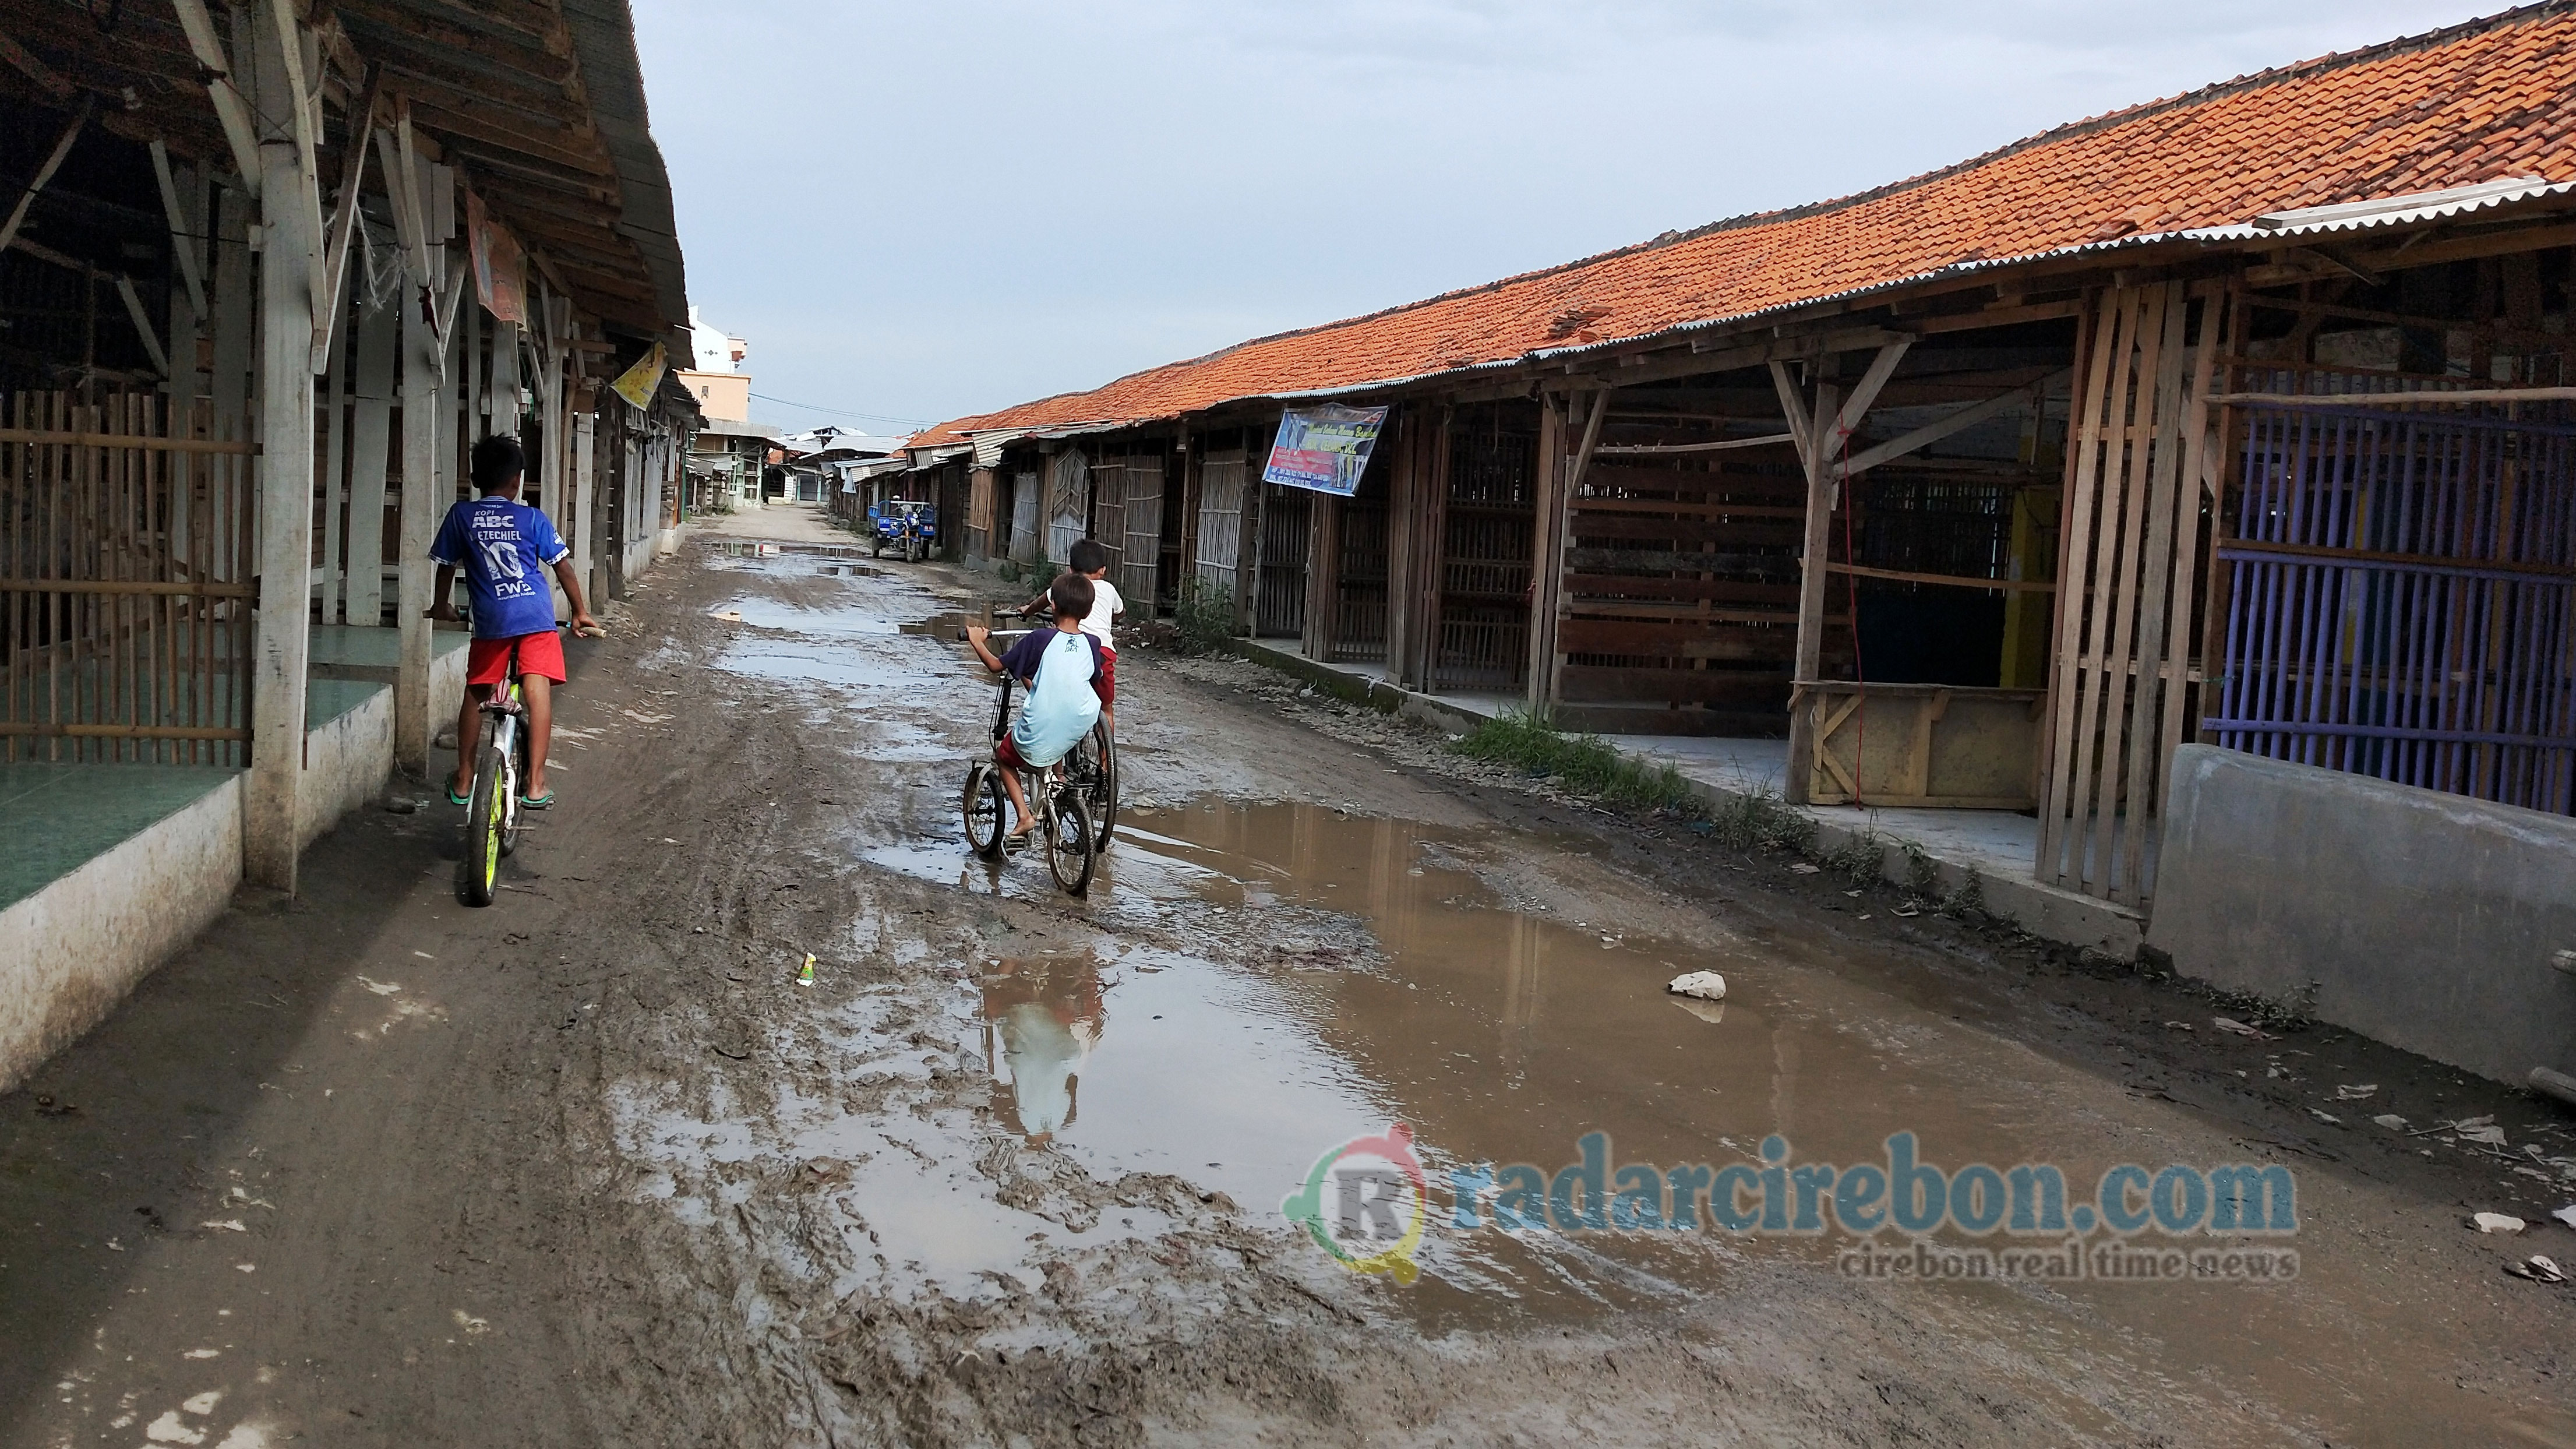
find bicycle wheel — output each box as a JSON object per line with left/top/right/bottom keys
{"left": 962, "top": 763, "right": 1007, "bottom": 859}
{"left": 498, "top": 717, "right": 528, "bottom": 857}
{"left": 1088, "top": 720, "right": 1118, "bottom": 849}
{"left": 457, "top": 727, "right": 507, "bottom": 907}
{"left": 1046, "top": 788, "right": 1094, "bottom": 897}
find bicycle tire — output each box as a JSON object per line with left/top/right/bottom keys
{"left": 1088, "top": 720, "right": 1117, "bottom": 849}
{"left": 1047, "top": 788, "right": 1094, "bottom": 897}
{"left": 962, "top": 763, "right": 1008, "bottom": 859}
{"left": 457, "top": 733, "right": 507, "bottom": 907}
{"left": 498, "top": 717, "right": 528, "bottom": 857}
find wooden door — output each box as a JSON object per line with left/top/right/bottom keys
{"left": 1120, "top": 457, "right": 1163, "bottom": 610}
{"left": 2034, "top": 281, "right": 2230, "bottom": 905}
{"left": 1195, "top": 451, "right": 1246, "bottom": 596}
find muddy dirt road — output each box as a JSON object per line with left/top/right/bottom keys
{"left": 8, "top": 517, "right": 2576, "bottom": 1446}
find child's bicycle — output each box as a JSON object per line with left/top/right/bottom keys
{"left": 456, "top": 622, "right": 598, "bottom": 907}
{"left": 957, "top": 627, "right": 1116, "bottom": 897}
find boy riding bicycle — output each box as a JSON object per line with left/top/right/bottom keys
{"left": 426, "top": 435, "right": 600, "bottom": 810}
{"left": 1018, "top": 538, "right": 1123, "bottom": 734}
{"left": 966, "top": 572, "right": 1104, "bottom": 847}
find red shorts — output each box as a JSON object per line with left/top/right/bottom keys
{"left": 465, "top": 630, "right": 566, "bottom": 687}
{"left": 1094, "top": 647, "right": 1116, "bottom": 707}
{"left": 993, "top": 734, "right": 1027, "bottom": 771}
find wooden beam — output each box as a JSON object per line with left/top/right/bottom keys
{"left": 333, "top": 0, "right": 576, "bottom": 86}
{"left": 1841, "top": 368, "right": 2067, "bottom": 476}
{"left": 2204, "top": 385, "right": 2576, "bottom": 407}
{"left": 112, "top": 274, "right": 171, "bottom": 376}
{"left": 1911, "top": 298, "right": 2084, "bottom": 334}
{"left": 170, "top": 0, "right": 266, "bottom": 192}
{"left": 1593, "top": 431, "right": 1796, "bottom": 457}
{"left": 0, "top": 26, "right": 73, "bottom": 99}
{"left": 1826, "top": 561, "right": 2055, "bottom": 592}
{"left": 149, "top": 140, "right": 209, "bottom": 320}
{"left": 2245, "top": 220, "right": 2576, "bottom": 287}
{"left": 1826, "top": 337, "right": 1914, "bottom": 447}
{"left": 1767, "top": 359, "right": 1813, "bottom": 474}
{"left": 0, "top": 94, "right": 87, "bottom": 258}
{"left": 310, "top": 66, "right": 382, "bottom": 373}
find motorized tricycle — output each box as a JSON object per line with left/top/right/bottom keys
{"left": 869, "top": 499, "right": 936, "bottom": 561}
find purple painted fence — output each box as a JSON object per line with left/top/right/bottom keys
{"left": 2209, "top": 366, "right": 2576, "bottom": 816}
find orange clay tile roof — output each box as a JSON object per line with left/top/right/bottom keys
{"left": 912, "top": 2, "right": 2576, "bottom": 452}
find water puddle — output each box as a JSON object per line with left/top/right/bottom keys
{"left": 704, "top": 541, "right": 868, "bottom": 559}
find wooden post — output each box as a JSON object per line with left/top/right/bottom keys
{"left": 394, "top": 251, "right": 443, "bottom": 778}
{"left": 245, "top": 1, "right": 317, "bottom": 891}
{"left": 344, "top": 298, "right": 397, "bottom": 624}
{"left": 1384, "top": 408, "right": 1421, "bottom": 688}
{"left": 1304, "top": 493, "right": 1341, "bottom": 661}
{"left": 1779, "top": 338, "right": 1911, "bottom": 803}
{"left": 1402, "top": 406, "right": 1454, "bottom": 690}
{"left": 1235, "top": 428, "right": 1268, "bottom": 636}
{"left": 1525, "top": 390, "right": 1604, "bottom": 715}
{"left": 1176, "top": 429, "right": 1201, "bottom": 590}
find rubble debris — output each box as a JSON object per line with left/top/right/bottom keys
{"left": 1667, "top": 971, "right": 1727, "bottom": 1002}
{"left": 2506, "top": 1255, "right": 2567, "bottom": 1283}
{"left": 2472, "top": 1212, "right": 2528, "bottom": 1233}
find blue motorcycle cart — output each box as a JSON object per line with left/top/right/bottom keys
{"left": 869, "top": 499, "right": 937, "bottom": 561}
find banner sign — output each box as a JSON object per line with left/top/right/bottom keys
{"left": 609, "top": 341, "right": 668, "bottom": 411}
{"left": 1262, "top": 404, "right": 1388, "bottom": 496}
{"left": 464, "top": 191, "right": 527, "bottom": 325}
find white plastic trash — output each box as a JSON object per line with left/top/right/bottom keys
{"left": 1667, "top": 971, "right": 1728, "bottom": 1002}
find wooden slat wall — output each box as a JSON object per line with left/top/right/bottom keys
{"left": 1551, "top": 429, "right": 1811, "bottom": 729}
{"left": 1333, "top": 456, "right": 1391, "bottom": 664}
{"left": 2035, "top": 281, "right": 2231, "bottom": 905}
{"left": 0, "top": 390, "right": 255, "bottom": 764}
{"left": 1118, "top": 456, "right": 1163, "bottom": 610}
{"left": 1255, "top": 484, "right": 1311, "bottom": 638}
{"left": 1194, "top": 450, "right": 1246, "bottom": 596}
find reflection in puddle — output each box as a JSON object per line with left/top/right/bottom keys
{"left": 981, "top": 958, "right": 1103, "bottom": 1144}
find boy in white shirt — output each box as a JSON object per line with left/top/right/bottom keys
{"left": 1026, "top": 538, "right": 1124, "bottom": 734}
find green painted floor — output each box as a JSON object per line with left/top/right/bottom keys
{"left": 305, "top": 678, "right": 386, "bottom": 729}
{"left": 0, "top": 762, "right": 238, "bottom": 913}
{"left": 309, "top": 623, "right": 468, "bottom": 669}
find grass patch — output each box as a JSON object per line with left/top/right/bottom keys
{"left": 1451, "top": 710, "right": 1707, "bottom": 816}
{"left": 1706, "top": 785, "right": 1813, "bottom": 854}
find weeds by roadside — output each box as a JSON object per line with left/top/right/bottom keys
{"left": 1451, "top": 711, "right": 1709, "bottom": 815}
{"left": 1175, "top": 579, "right": 1237, "bottom": 655}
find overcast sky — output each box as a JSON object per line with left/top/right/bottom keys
{"left": 629, "top": 1, "right": 2503, "bottom": 433}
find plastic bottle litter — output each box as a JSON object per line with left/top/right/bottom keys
{"left": 796, "top": 953, "right": 816, "bottom": 988}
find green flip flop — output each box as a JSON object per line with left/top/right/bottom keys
{"left": 518, "top": 791, "right": 556, "bottom": 810}
{"left": 446, "top": 785, "right": 472, "bottom": 806}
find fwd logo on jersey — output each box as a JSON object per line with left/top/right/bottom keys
{"left": 468, "top": 513, "right": 542, "bottom": 602}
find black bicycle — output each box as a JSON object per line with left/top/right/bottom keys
{"left": 958, "top": 627, "right": 1117, "bottom": 894}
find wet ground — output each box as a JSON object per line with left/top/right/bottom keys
{"left": 7, "top": 517, "right": 2576, "bottom": 1446}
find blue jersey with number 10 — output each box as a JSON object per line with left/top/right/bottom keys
{"left": 430, "top": 496, "right": 569, "bottom": 640}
